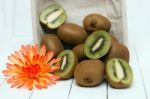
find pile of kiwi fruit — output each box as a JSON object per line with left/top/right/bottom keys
{"left": 39, "top": 4, "right": 133, "bottom": 89}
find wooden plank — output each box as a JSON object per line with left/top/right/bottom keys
{"left": 69, "top": 80, "right": 107, "bottom": 99}
{"left": 107, "top": 42, "right": 146, "bottom": 99}
{"left": 14, "top": 0, "right": 32, "bottom": 37}
{"left": 0, "top": 38, "right": 33, "bottom": 99}
{"left": 31, "top": 80, "right": 73, "bottom": 99}
{"left": 134, "top": 39, "right": 150, "bottom": 99}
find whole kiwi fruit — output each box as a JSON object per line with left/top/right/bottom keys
{"left": 106, "top": 58, "right": 133, "bottom": 88}
{"left": 83, "top": 13, "right": 111, "bottom": 33}
{"left": 74, "top": 59, "right": 104, "bottom": 87}
{"left": 54, "top": 50, "right": 78, "bottom": 79}
{"left": 57, "top": 23, "right": 88, "bottom": 45}
{"left": 104, "top": 41, "right": 129, "bottom": 62}
{"left": 72, "top": 44, "right": 86, "bottom": 61}
{"left": 109, "top": 34, "right": 118, "bottom": 42}
{"left": 40, "top": 34, "right": 64, "bottom": 57}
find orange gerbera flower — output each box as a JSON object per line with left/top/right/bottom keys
{"left": 2, "top": 44, "right": 61, "bottom": 90}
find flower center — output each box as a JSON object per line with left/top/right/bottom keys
{"left": 22, "top": 64, "right": 41, "bottom": 78}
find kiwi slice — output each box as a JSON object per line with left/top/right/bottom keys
{"left": 84, "top": 30, "right": 111, "bottom": 59}
{"left": 40, "top": 4, "right": 67, "bottom": 29}
{"left": 74, "top": 59, "right": 104, "bottom": 87}
{"left": 106, "top": 58, "right": 133, "bottom": 88}
{"left": 54, "top": 50, "right": 78, "bottom": 79}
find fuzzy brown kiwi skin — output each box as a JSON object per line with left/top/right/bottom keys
{"left": 72, "top": 44, "right": 86, "bottom": 61}
{"left": 83, "top": 13, "right": 111, "bottom": 33}
{"left": 104, "top": 41, "right": 129, "bottom": 63}
{"left": 109, "top": 34, "right": 118, "bottom": 42}
{"left": 57, "top": 23, "right": 88, "bottom": 45}
{"left": 40, "top": 34, "right": 64, "bottom": 57}
{"left": 74, "top": 59, "right": 105, "bottom": 87}
{"left": 55, "top": 51, "right": 78, "bottom": 80}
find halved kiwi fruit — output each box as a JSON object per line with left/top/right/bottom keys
{"left": 74, "top": 59, "right": 104, "bottom": 87}
{"left": 106, "top": 58, "right": 133, "bottom": 88}
{"left": 54, "top": 50, "right": 78, "bottom": 79}
{"left": 84, "top": 30, "right": 111, "bottom": 59}
{"left": 40, "top": 4, "right": 67, "bottom": 29}
{"left": 104, "top": 41, "right": 129, "bottom": 62}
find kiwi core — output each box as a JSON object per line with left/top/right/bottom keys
{"left": 114, "top": 59, "right": 125, "bottom": 80}
{"left": 91, "top": 37, "right": 104, "bottom": 52}
{"left": 46, "top": 9, "right": 63, "bottom": 24}
{"left": 60, "top": 55, "right": 67, "bottom": 71}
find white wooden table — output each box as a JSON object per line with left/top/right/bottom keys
{"left": 0, "top": 0, "right": 150, "bottom": 99}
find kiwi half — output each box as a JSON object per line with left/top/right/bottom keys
{"left": 40, "top": 4, "right": 67, "bottom": 29}
{"left": 74, "top": 59, "right": 104, "bottom": 87}
{"left": 106, "top": 58, "right": 133, "bottom": 88}
{"left": 54, "top": 50, "right": 78, "bottom": 79}
{"left": 84, "top": 30, "right": 111, "bottom": 59}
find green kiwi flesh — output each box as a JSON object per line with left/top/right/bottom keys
{"left": 84, "top": 30, "right": 111, "bottom": 59}
{"left": 40, "top": 4, "right": 67, "bottom": 29}
{"left": 54, "top": 50, "right": 78, "bottom": 79}
{"left": 106, "top": 58, "right": 133, "bottom": 88}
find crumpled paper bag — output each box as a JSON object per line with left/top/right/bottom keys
{"left": 31, "top": 0, "right": 128, "bottom": 45}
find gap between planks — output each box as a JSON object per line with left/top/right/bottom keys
{"left": 134, "top": 45, "right": 148, "bottom": 99}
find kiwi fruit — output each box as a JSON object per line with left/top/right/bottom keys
{"left": 40, "top": 34, "right": 64, "bottom": 57}
{"left": 110, "top": 34, "right": 118, "bottom": 42}
{"left": 106, "top": 58, "right": 133, "bottom": 88}
{"left": 74, "top": 59, "right": 104, "bottom": 87}
{"left": 84, "top": 30, "right": 111, "bottom": 59}
{"left": 83, "top": 13, "right": 111, "bottom": 33}
{"left": 104, "top": 41, "right": 129, "bottom": 62}
{"left": 40, "top": 4, "right": 67, "bottom": 29}
{"left": 54, "top": 50, "right": 78, "bottom": 79}
{"left": 72, "top": 44, "right": 86, "bottom": 61}
{"left": 57, "top": 23, "right": 88, "bottom": 45}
